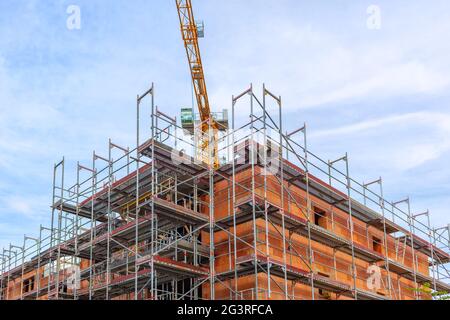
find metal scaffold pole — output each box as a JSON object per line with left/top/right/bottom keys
{"left": 150, "top": 83, "right": 156, "bottom": 300}
{"left": 329, "top": 154, "right": 358, "bottom": 299}
{"left": 19, "top": 238, "right": 26, "bottom": 300}
{"left": 21, "top": 236, "right": 38, "bottom": 300}
{"left": 262, "top": 85, "right": 271, "bottom": 298}
{"left": 209, "top": 116, "right": 216, "bottom": 300}
{"left": 278, "top": 94, "right": 289, "bottom": 299}
{"left": 55, "top": 158, "right": 65, "bottom": 300}
{"left": 135, "top": 93, "right": 141, "bottom": 300}
{"left": 412, "top": 210, "right": 435, "bottom": 292}
{"left": 393, "top": 197, "right": 419, "bottom": 300}
{"left": 48, "top": 159, "right": 59, "bottom": 296}
{"left": 231, "top": 90, "right": 238, "bottom": 299}
{"left": 81, "top": 159, "right": 96, "bottom": 300}
{"left": 74, "top": 161, "right": 81, "bottom": 300}
{"left": 231, "top": 85, "right": 253, "bottom": 299}
{"left": 302, "top": 125, "right": 315, "bottom": 300}
{"left": 36, "top": 226, "right": 44, "bottom": 297}
{"left": 5, "top": 248, "right": 16, "bottom": 300}
{"left": 249, "top": 86, "right": 259, "bottom": 299}
{"left": 95, "top": 149, "right": 113, "bottom": 299}
{"left": 364, "top": 177, "right": 393, "bottom": 299}
{"left": 134, "top": 84, "right": 154, "bottom": 300}
{"left": 0, "top": 253, "right": 6, "bottom": 300}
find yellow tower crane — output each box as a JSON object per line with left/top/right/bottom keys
{"left": 176, "top": 0, "right": 227, "bottom": 169}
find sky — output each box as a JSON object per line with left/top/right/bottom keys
{"left": 1, "top": 0, "right": 450, "bottom": 251}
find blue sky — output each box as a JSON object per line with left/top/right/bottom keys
{"left": 1, "top": 0, "right": 450, "bottom": 250}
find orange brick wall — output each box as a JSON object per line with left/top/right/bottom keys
{"left": 204, "top": 166, "right": 429, "bottom": 300}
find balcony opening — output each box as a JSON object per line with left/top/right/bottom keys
{"left": 23, "top": 277, "right": 35, "bottom": 293}
{"left": 372, "top": 237, "right": 382, "bottom": 254}
{"left": 313, "top": 207, "right": 327, "bottom": 229}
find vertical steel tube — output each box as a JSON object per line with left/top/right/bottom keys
{"left": 231, "top": 94, "right": 238, "bottom": 298}
{"left": 88, "top": 157, "right": 96, "bottom": 300}
{"left": 135, "top": 93, "right": 140, "bottom": 300}
{"left": 378, "top": 178, "right": 393, "bottom": 299}
{"left": 36, "top": 227, "right": 43, "bottom": 297}
{"left": 406, "top": 199, "right": 419, "bottom": 300}
{"left": 303, "top": 125, "right": 315, "bottom": 300}
{"left": 278, "top": 96, "right": 288, "bottom": 299}
{"left": 150, "top": 83, "right": 156, "bottom": 300}
{"left": 106, "top": 142, "right": 113, "bottom": 300}
{"left": 249, "top": 86, "right": 259, "bottom": 299}
{"left": 344, "top": 154, "right": 358, "bottom": 299}
{"left": 262, "top": 84, "right": 271, "bottom": 298}
{"left": 55, "top": 159, "right": 65, "bottom": 300}
{"left": 209, "top": 116, "right": 216, "bottom": 300}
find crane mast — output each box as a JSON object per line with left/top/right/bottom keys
{"left": 175, "top": 0, "right": 219, "bottom": 168}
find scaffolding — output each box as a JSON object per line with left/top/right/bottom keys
{"left": 1, "top": 84, "right": 450, "bottom": 300}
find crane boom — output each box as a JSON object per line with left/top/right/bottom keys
{"left": 175, "top": 0, "right": 219, "bottom": 168}
{"left": 176, "top": 0, "right": 211, "bottom": 123}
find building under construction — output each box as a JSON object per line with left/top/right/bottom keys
{"left": 1, "top": 83, "right": 450, "bottom": 300}
{"left": 1, "top": 0, "right": 450, "bottom": 301}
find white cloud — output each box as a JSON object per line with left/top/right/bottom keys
{"left": 310, "top": 112, "right": 450, "bottom": 172}
{"left": 205, "top": 6, "right": 450, "bottom": 112}
{"left": 0, "top": 194, "right": 49, "bottom": 220}
{"left": 311, "top": 112, "right": 450, "bottom": 138}
{"left": 299, "top": 61, "right": 450, "bottom": 109}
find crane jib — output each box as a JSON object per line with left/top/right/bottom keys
{"left": 176, "top": 0, "right": 219, "bottom": 168}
